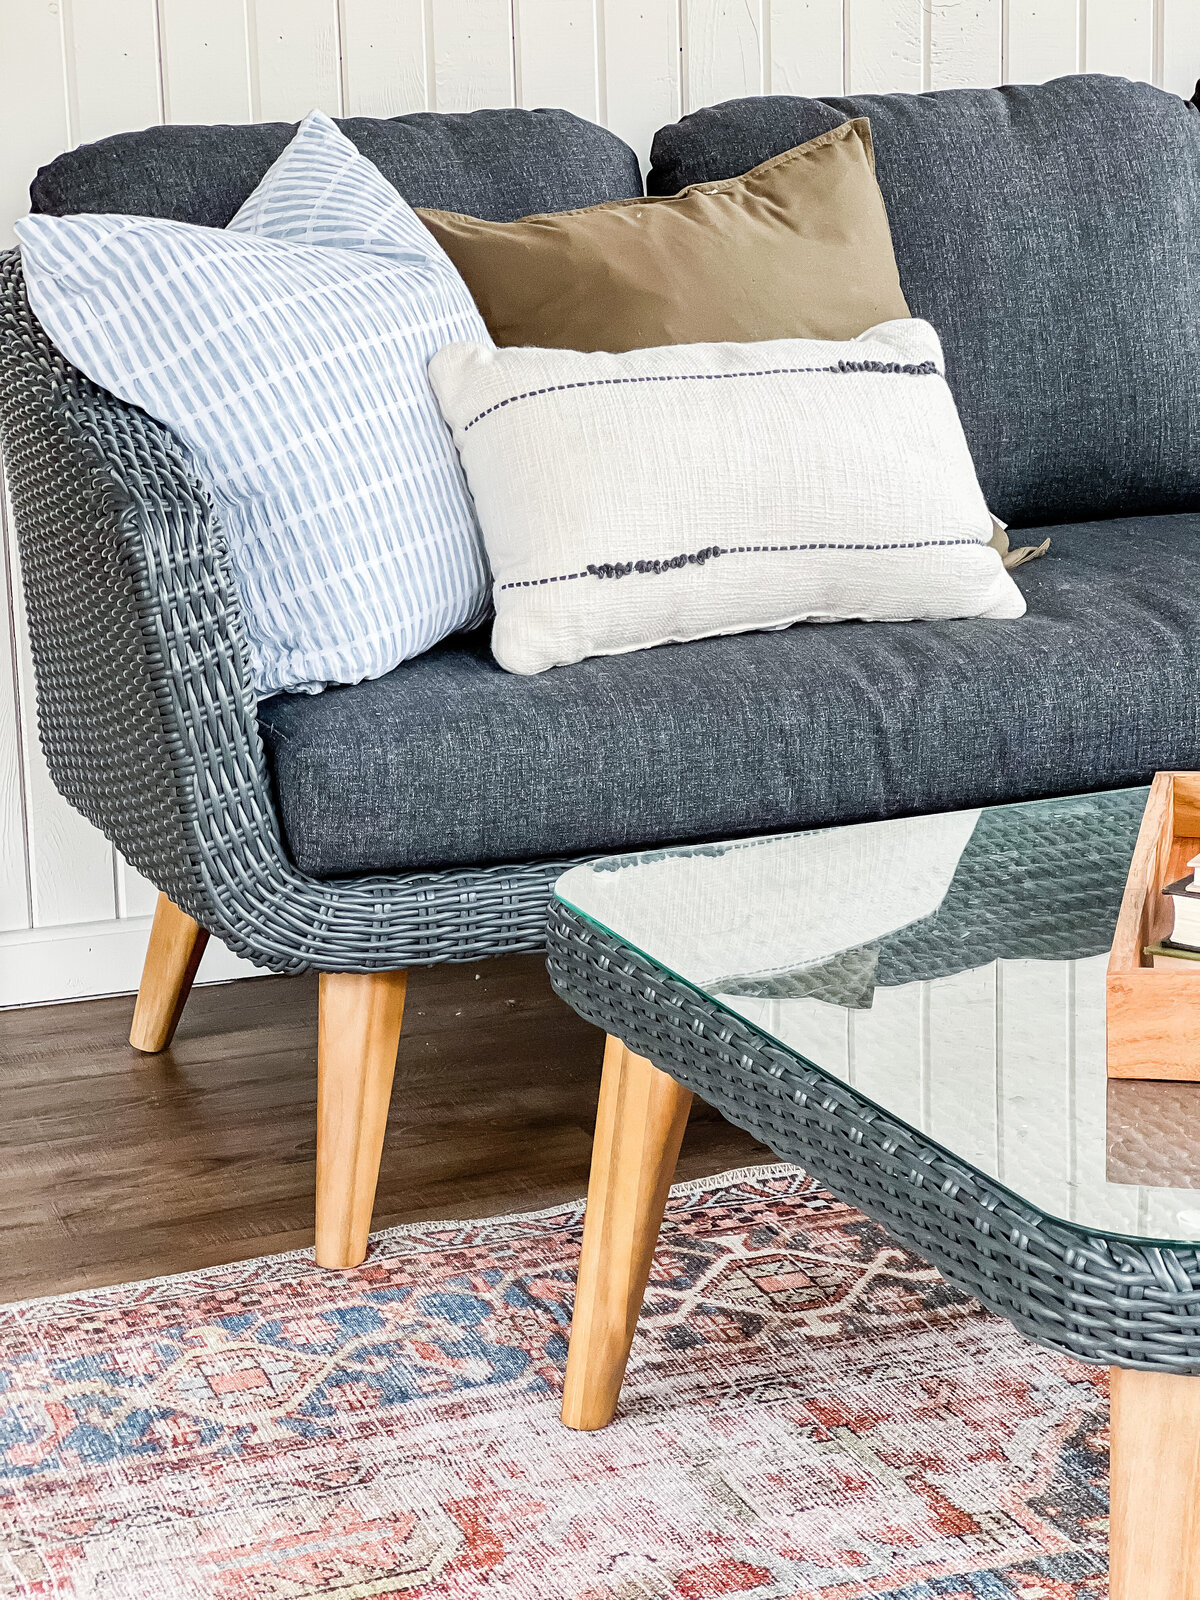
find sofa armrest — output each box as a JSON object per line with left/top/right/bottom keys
{"left": 0, "top": 248, "right": 574, "bottom": 972}
{"left": 0, "top": 248, "right": 290, "bottom": 951}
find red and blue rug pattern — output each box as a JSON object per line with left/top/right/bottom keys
{"left": 0, "top": 1165, "right": 1108, "bottom": 1598}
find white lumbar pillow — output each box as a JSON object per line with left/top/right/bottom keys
{"left": 17, "top": 110, "right": 491, "bottom": 697}
{"left": 429, "top": 320, "right": 1025, "bottom": 676}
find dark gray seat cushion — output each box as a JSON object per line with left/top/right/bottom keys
{"left": 258, "top": 515, "right": 1200, "bottom": 878}
{"left": 29, "top": 107, "right": 642, "bottom": 227}
{"left": 649, "top": 76, "right": 1200, "bottom": 529}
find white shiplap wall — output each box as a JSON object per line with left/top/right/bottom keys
{"left": 1, "top": 0, "right": 1198, "bottom": 1006}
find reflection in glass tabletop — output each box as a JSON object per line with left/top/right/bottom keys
{"left": 555, "top": 787, "right": 1200, "bottom": 1247}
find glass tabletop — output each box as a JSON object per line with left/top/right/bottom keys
{"left": 554, "top": 787, "right": 1200, "bottom": 1248}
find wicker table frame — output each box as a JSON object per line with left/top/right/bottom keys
{"left": 547, "top": 901, "right": 1200, "bottom": 1594}
{"left": 547, "top": 902, "right": 1200, "bottom": 1372}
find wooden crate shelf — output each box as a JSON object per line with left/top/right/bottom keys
{"left": 1107, "top": 771, "right": 1200, "bottom": 1081}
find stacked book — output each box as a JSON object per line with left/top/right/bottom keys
{"left": 1149, "top": 855, "right": 1200, "bottom": 967}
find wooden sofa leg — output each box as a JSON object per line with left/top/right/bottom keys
{"left": 129, "top": 892, "right": 210, "bottom": 1053}
{"left": 315, "top": 969, "right": 408, "bottom": 1269}
{"left": 561, "top": 1036, "right": 693, "bottom": 1431}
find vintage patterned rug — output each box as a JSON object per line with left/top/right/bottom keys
{"left": 0, "top": 1165, "right": 1108, "bottom": 1599}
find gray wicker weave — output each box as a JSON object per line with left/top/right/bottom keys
{"left": 0, "top": 249, "right": 581, "bottom": 973}
{"left": 546, "top": 902, "right": 1200, "bottom": 1374}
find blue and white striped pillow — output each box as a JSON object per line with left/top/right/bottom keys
{"left": 17, "top": 111, "right": 491, "bottom": 696}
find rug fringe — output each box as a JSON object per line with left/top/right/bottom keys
{"left": 1, "top": 1161, "right": 799, "bottom": 1324}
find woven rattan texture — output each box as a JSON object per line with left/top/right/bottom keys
{"left": 546, "top": 903, "right": 1200, "bottom": 1372}
{"left": 0, "top": 250, "right": 579, "bottom": 972}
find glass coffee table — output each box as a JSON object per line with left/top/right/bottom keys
{"left": 546, "top": 788, "right": 1200, "bottom": 1600}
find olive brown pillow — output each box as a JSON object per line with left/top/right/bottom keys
{"left": 417, "top": 118, "right": 909, "bottom": 353}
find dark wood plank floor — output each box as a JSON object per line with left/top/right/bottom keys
{"left": 0, "top": 955, "right": 772, "bottom": 1304}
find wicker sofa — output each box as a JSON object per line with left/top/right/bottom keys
{"left": 3, "top": 73, "right": 1199, "bottom": 1269}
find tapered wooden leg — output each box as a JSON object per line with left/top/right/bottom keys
{"left": 129, "top": 892, "right": 210, "bottom": 1053}
{"left": 1110, "top": 1366, "right": 1200, "bottom": 1599}
{"left": 315, "top": 969, "right": 408, "bottom": 1269}
{"left": 562, "top": 1036, "right": 693, "bottom": 1430}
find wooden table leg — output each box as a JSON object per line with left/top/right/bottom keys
{"left": 1110, "top": 1366, "right": 1200, "bottom": 1599}
{"left": 561, "top": 1036, "right": 693, "bottom": 1431}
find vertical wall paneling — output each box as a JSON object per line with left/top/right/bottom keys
{"left": 1004, "top": 0, "right": 1080, "bottom": 82}
{"left": 724, "top": 995, "right": 852, "bottom": 1085}
{"left": 2, "top": 0, "right": 134, "bottom": 934}
{"left": 0, "top": 0, "right": 71, "bottom": 248}
{"left": 603, "top": 0, "right": 680, "bottom": 171}
{"left": 848, "top": 983, "right": 925, "bottom": 1129}
{"left": 845, "top": 0, "right": 924, "bottom": 92}
{"left": 158, "top": 0, "right": 253, "bottom": 124}
{"left": 63, "top": 0, "right": 163, "bottom": 145}
{"left": 1161, "top": 0, "right": 1200, "bottom": 99}
{"left": 251, "top": 0, "right": 344, "bottom": 121}
{"left": 683, "top": 0, "right": 765, "bottom": 113}
{"left": 996, "top": 959, "right": 1074, "bottom": 1219}
{"left": 9, "top": 563, "right": 117, "bottom": 928}
{"left": 1082, "top": 0, "right": 1154, "bottom": 83}
{"left": 516, "top": 0, "right": 599, "bottom": 120}
{"left": 928, "top": 0, "right": 1003, "bottom": 90}
{"left": 0, "top": 0, "right": 69, "bottom": 935}
{"left": 340, "top": 0, "right": 430, "bottom": 118}
{"left": 116, "top": 857, "right": 160, "bottom": 920}
{"left": 926, "top": 965, "right": 999, "bottom": 1173}
{"left": 769, "top": 0, "right": 845, "bottom": 97}
{"left": 766, "top": 995, "right": 851, "bottom": 1079}
{"left": 430, "top": 0, "right": 515, "bottom": 113}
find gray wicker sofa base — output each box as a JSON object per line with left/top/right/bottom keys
{"left": 3, "top": 76, "right": 1200, "bottom": 1272}
{"left": 547, "top": 791, "right": 1200, "bottom": 1599}
{"left": 0, "top": 245, "right": 580, "bottom": 1267}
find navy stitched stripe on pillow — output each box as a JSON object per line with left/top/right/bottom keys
{"left": 461, "top": 359, "right": 939, "bottom": 434}
{"left": 496, "top": 537, "right": 983, "bottom": 590}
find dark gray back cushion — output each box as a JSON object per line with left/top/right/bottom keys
{"left": 30, "top": 107, "right": 643, "bottom": 227}
{"left": 650, "top": 75, "right": 1200, "bottom": 528}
